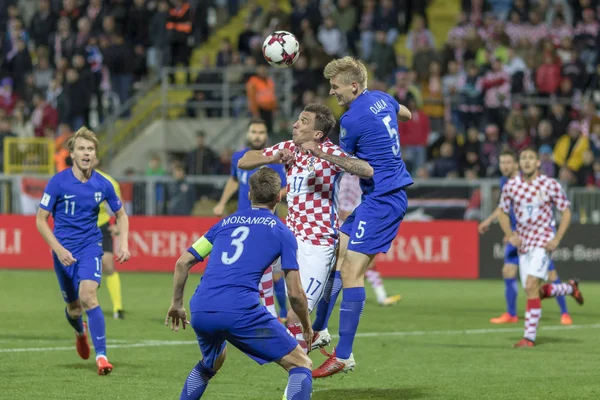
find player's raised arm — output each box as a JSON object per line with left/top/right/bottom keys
{"left": 478, "top": 207, "right": 503, "bottom": 234}
{"left": 301, "top": 141, "right": 374, "bottom": 179}
{"left": 238, "top": 148, "right": 292, "bottom": 170}
{"left": 214, "top": 176, "right": 239, "bottom": 216}
{"left": 398, "top": 104, "right": 412, "bottom": 122}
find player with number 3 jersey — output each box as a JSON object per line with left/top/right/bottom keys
{"left": 304, "top": 57, "right": 413, "bottom": 378}
{"left": 238, "top": 103, "right": 373, "bottom": 356}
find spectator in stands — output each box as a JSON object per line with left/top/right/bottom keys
{"left": 504, "top": 103, "right": 527, "bottom": 138}
{"left": 167, "top": 0, "right": 193, "bottom": 84}
{"left": 508, "top": 126, "right": 533, "bottom": 152}
{"left": 406, "top": 14, "right": 435, "bottom": 55}
{"left": 421, "top": 60, "right": 444, "bottom": 133}
{"left": 64, "top": 67, "right": 88, "bottom": 130}
{"left": 548, "top": 102, "right": 571, "bottom": 138}
{"left": 574, "top": 7, "right": 599, "bottom": 72}
{"left": 429, "top": 122, "right": 463, "bottom": 160}
{"left": 400, "top": 97, "right": 430, "bottom": 173}
{"left": 536, "top": 119, "right": 557, "bottom": 148}
{"left": 0, "top": 78, "right": 19, "bottom": 116}
{"left": 29, "top": 0, "right": 57, "bottom": 48}
{"left": 50, "top": 17, "right": 76, "bottom": 67}
{"left": 332, "top": 0, "right": 357, "bottom": 54}
{"left": 369, "top": 30, "right": 396, "bottom": 83}
{"left": 539, "top": 144, "right": 556, "bottom": 178}
{"left": 554, "top": 121, "right": 590, "bottom": 183}
{"left": 148, "top": 0, "right": 170, "bottom": 75}
{"left": 33, "top": 53, "right": 54, "bottom": 92}
{"left": 577, "top": 149, "right": 596, "bottom": 186}
{"left": 432, "top": 142, "right": 460, "bottom": 178}
{"left": 290, "top": 0, "right": 320, "bottom": 36}
{"left": 481, "top": 57, "right": 510, "bottom": 132}
{"left": 358, "top": 0, "right": 377, "bottom": 59}
{"left": 442, "top": 59, "right": 462, "bottom": 128}
{"left": 238, "top": 19, "right": 258, "bottom": 56}
{"left": 185, "top": 130, "right": 218, "bottom": 175}
{"left": 318, "top": 16, "right": 347, "bottom": 57}
{"left": 260, "top": 0, "right": 289, "bottom": 31}
{"left": 167, "top": 161, "right": 196, "bottom": 216}
{"left": 31, "top": 91, "right": 58, "bottom": 138}
{"left": 587, "top": 159, "right": 600, "bottom": 187}
{"left": 457, "top": 61, "right": 483, "bottom": 130}
{"left": 481, "top": 123, "right": 502, "bottom": 176}
{"left": 246, "top": 64, "right": 276, "bottom": 133}
{"left": 146, "top": 153, "right": 166, "bottom": 176}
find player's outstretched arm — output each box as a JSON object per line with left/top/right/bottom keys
{"left": 166, "top": 252, "right": 198, "bottom": 331}
{"left": 214, "top": 177, "right": 239, "bottom": 216}
{"left": 498, "top": 211, "right": 520, "bottom": 247}
{"left": 35, "top": 208, "right": 76, "bottom": 266}
{"left": 238, "top": 149, "right": 292, "bottom": 170}
{"left": 114, "top": 208, "right": 130, "bottom": 263}
{"left": 478, "top": 207, "right": 502, "bottom": 234}
{"left": 301, "top": 142, "right": 374, "bottom": 179}
{"left": 398, "top": 104, "right": 412, "bottom": 122}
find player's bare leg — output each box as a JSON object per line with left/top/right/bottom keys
{"left": 490, "top": 264, "right": 519, "bottom": 324}
{"left": 313, "top": 249, "right": 373, "bottom": 378}
{"left": 544, "top": 269, "right": 573, "bottom": 324}
{"left": 66, "top": 299, "right": 90, "bottom": 360}
{"left": 365, "top": 260, "right": 401, "bottom": 306}
{"left": 180, "top": 346, "right": 227, "bottom": 399}
{"left": 79, "top": 280, "right": 112, "bottom": 375}
{"left": 514, "top": 275, "right": 542, "bottom": 348}
{"left": 278, "top": 345, "right": 313, "bottom": 400}
{"left": 103, "top": 251, "right": 124, "bottom": 320}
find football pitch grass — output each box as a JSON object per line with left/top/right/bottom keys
{"left": 1, "top": 270, "right": 599, "bottom": 400}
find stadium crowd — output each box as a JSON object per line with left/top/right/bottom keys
{"left": 1, "top": 0, "right": 600, "bottom": 193}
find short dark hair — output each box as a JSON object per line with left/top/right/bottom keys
{"left": 249, "top": 167, "right": 280, "bottom": 206}
{"left": 518, "top": 146, "right": 539, "bottom": 159}
{"left": 303, "top": 103, "right": 336, "bottom": 140}
{"left": 500, "top": 149, "right": 517, "bottom": 161}
{"left": 248, "top": 118, "right": 267, "bottom": 129}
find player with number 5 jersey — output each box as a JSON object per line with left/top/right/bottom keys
{"left": 305, "top": 57, "right": 413, "bottom": 378}
{"left": 36, "top": 127, "right": 131, "bottom": 376}
{"left": 238, "top": 103, "right": 374, "bottom": 356}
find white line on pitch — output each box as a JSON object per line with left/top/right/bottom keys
{"left": 1, "top": 323, "right": 599, "bottom": 354}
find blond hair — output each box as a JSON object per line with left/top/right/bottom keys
{"left": 67, "top": 127, "right": 99, "bottom": 153}
{"left": 249, "top": 167, "right": 281, "bottom": 206}
{"left": 323, "top": 56, "right": 368, "bottom": 89}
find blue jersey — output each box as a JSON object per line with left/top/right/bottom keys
{"left": 339, "top": 90, "right": 414, "bottom": 196}
{"left": 40, "top": 168, "right": 122, "bottom": 253}
{"left": 499, "top": 176, "right": 517, "bottom": 230}
{"left": 188, "top": 207, "right": 299, "bottom": 313}
{"left": 230, "top": 148, "right": 287, "bottom": 211}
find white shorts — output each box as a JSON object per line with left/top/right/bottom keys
{"left": 518, "top": 247, "right": 551, "bottom": 288}
{"left": 296, "top": 238, "right": 337, "bottom": 312}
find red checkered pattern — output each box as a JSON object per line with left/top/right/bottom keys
{"left": 500, "top": 174, "right": 570, "bottom": 253}
{"left": 263, "top": 139, "right": 346, "bottom": 246}
{"left": 338, "top": 173, "right": 362, "bottom": 214}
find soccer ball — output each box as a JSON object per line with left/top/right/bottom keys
{"left": 262, "top": 31, "right": 300, "bottom": 68}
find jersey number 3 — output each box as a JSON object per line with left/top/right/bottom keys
{"left": 221, "top": 226, "right": 250, "bottom": 265}
{"left": 382, "top": 115, "right": 400, "bottom": 156}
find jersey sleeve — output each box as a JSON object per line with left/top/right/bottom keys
{"left": 279, "top": 226, "right": 299, "bottom": 271}
{"left": 499, "top": 181, "right": 512, "bottom": 214}
{"left": 188, "top": 223, "right": 218, "bottom": 261}
{"left": 548, "top": 178, "right": 571, "bottom": 212}
{"left": 39, "top": 176, "right": 60, "bottom": 212}
{"left": 383, "top": 91, "right": 400, "bottom": 113}
{"left": 263, "top": 141, "right": 291, "bottom": 157}
{"left": 340, "top": 116, "right": 359, "bottom": 155}
{"left": 230, "top": 152, "right": 240, "bottom": 180}
{"left": 103, "top": 179, "right": 123, "bottom": 213}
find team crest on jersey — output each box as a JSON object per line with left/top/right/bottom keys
{"left": 307, "top": 157, "right": 316, "bottom": 176}
{"left": 94, "top": 192, "right": 102, "bottom": 203}
{"left": 340, "top": 127, "right": 347, "bottom": 138}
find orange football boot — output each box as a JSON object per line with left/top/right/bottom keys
{"left": 96, "top": 356, "right": 113, "bottom": 376}
{"left": 490, "top": 312, "right": 519, "bottom": 324}
{"left": 560, "top": 313, "right": 573, "bottom": 325}
{"left": 513, "top": 338, "right": 535, "bottom": 348}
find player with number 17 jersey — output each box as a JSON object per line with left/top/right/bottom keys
{"left": 339, "top": 89, "right": 413, "bottom": 254}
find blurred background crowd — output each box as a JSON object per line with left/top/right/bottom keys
{"left": 1, "top": 0, "right": 600, "bottom": 216}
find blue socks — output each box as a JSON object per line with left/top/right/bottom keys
{"left": 504, "top": 278, "right": 518, "bottom": 317}
{"left": 336, "top": 287, "right": 365, "bottom": 359}
{"left": 65, "top": 307, "right": 84, "bottom": 335}
{"left": 86, "top": 306, "right": 106, "bottom": 357}
{"left": 286, "top": 367, "right": 312, "bottom": 400}
{"left": 553, "top": 278, "right": 568, "bottom": 314}
{"left": 274, "top": 277, "right": 288, "bottom": 319}
{"left": 180, "top": 361, "right": 216, "bottom": 400}
{"left": 312, "top": 270, "right": 342, "bottom": 331}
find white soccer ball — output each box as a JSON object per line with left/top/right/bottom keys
{"left": 262, "top": 31, "right": 300, "bottom": 68}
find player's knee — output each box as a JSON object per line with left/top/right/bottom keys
{"left": 502, "top": 265, "right": 517, "bottom": 279}
{"left": 524, "top": 280, "right": 540, "bottom": 297}
{"left": 78, "top": 285, "right": 99, "bottom": 309}
{"left": 547, "top": 270, "right": 557, "bottom": 281}
{"left": 102, "top": 255, "right": 115, "bottom": 275}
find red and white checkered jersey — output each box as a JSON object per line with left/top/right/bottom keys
{"left": 499, "top": 174, "right": 570, "bottom": 253}
{"left": 338, "top": 173, "right": 362, "bottom": 214}
{"left": 263, "top": 139, "right": 346, "bottom": 246}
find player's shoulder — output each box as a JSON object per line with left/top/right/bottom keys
{"left": 92, "top": 170, "right": 114, "bottom": 187}
{"left": 232, "top": 147, "right": 249, "bottom": 160}
{"left": 539, "top": 174, "right": 562, "bottom": 189}
{"left": 95, "top": 169, "right": 118, "bottom": 186}
{"left": 319, "top": 139, "right": 345, "bottom": 154}
{"left": 47, "top": 168, "right": 71, "bottom": 188}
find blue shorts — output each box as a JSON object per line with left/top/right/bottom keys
{"left": 53, "top": 247, "right": 104, "bottom": 303}
{"left": 341, "top": 189, "right": 408, "bottom": 254}
{"left": 504, "top": 243, "right": 555, "bottom": 271}
{"left": 190, "top": 305, "right": 297, "bottom": 368}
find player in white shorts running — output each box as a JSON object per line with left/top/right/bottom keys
{"left": 238, "top": 103, "right": 373, "bottom": 353}
{"left": 498, "top": 146, "right": 583, "bottom": 348}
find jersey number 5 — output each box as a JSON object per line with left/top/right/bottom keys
{"left": 382, "top": 115, "right": 400, "bottom": 157}
{"left": 221, "top": 226, "right": 250, "bottom": 265}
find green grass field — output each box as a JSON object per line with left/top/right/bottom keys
{"left": 1, "top": 269, "right": 599, "bottom": 400}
